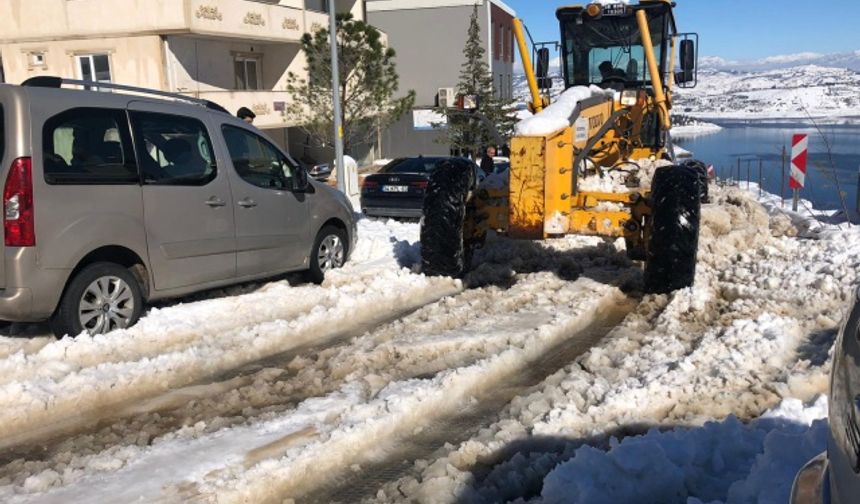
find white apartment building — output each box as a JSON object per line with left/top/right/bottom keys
{"left": 0, "top": 0, "right": 368, "bottom": 159}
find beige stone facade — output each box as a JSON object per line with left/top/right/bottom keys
{"left": 0, "top": 0, "right": 367, "bottom": 150}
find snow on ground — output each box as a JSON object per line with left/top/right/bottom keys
{"left": 540, "top": 396, "right": 829, "bottom": 504}
{"left": 671, "top": 121, "right": 723, "bottom": 139}
{"left": 0, "top": 218, "right": 460, "bottom": 450}
{"left": 1, "top": 168, "right": 858, "bottom": 503}
{"left": 366, "top": 183, "right": 857, "bottom": 503}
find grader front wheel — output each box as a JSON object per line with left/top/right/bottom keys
{"left": 420, "top": 160, "right": 476, "bottom": 278}
{"left": 644, "top": 165, "right": 702, "bottom": 294}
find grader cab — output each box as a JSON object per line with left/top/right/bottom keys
{"left": 421, "top": 0, "right": 707, "bottom": 294}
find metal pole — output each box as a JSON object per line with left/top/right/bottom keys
{"left": 737, "top": 158, "right": 741, "bottom": 186}
{"left": 329, "top": 0, "right": 345, "bottom": 194}
{"left": 793, "top": 189, "right": 799, "bottom": 212}
{"left": 758, "top": 159, "right": 763, "bottom": 199}
{"left": 747, "top": 160, "right": 751, "bottom": 190}
{"left": 781, "top": 145, "right": 786, "bottom": 208}
{"left": 856, "top": 163, "right": 860, "bottom": 219}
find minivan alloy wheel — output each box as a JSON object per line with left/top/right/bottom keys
{"left": 318, "top": 234, "right": 345, "bottom": 272}
{"left": 78, "top": 276, "right": 136, "bottom": 334}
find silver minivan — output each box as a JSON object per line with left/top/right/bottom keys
{"left": 0, "top": 78, "right": 356, "bottom": 337}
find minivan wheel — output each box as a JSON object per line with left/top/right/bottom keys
{"left": 51, "top": 262, "right": 144, "bottom": 338}
{"left": 306, "top": 226, "right": 348, "bottom": 284}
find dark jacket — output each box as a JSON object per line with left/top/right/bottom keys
{"left": 479, "top": 154, "right": 495, "bottom": 175}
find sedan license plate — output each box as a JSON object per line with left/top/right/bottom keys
{"left": 382, "top": 185, "right": 409, "bottom": 193}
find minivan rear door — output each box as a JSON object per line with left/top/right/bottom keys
{"left": 128, "top": 102, "right": 237, "bottom": 291}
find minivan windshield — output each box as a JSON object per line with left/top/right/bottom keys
{"left": 381, "top": 157, "right": 447, "bottom": 174}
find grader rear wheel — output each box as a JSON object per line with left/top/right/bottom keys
{"left": 420, "top": 160, "right": 475, "bottom": 278}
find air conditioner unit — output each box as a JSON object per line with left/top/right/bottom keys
{"left": 438, "top": 87, "right": 456, "bottom": 108}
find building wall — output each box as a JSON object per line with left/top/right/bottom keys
{"left": 490, "top": 2, "right": 515, "bottom": 100}
{"left": 0, "top": 35, "right": 167, "bottom": 89}
{"left": 367, "top": 2, "right": 489, "bottom": 107}
{"left": 366, "top": 0, "right": 515, "bottom": 159}
{"left": 164, "top": 36, "right": 302, "bottom": 93}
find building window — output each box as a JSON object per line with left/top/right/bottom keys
{"left": 76, "top": 54, "right": 112, "bottom": 88}
{"left": 305, "top": 0, "right": 329, "bottom": 13}
{"left": 27, "top": 51, "right": 47, "bottom": 69}
{"left": 234, "top": 55, "right": 262, "bottom": 90}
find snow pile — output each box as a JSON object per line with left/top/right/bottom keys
{"left": 540, "top": 396, "right": 828, "bottom": 504}
{"left": 516, "top": 85, "right": 613, "bottom": 137}
{"left": 671, "top": 121, "right": 723, "bottom": 139}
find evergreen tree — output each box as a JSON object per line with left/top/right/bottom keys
{"left": 434, "top": 4, "right": 518, "bottom": 157}
{"left": 286, "top": 13, "right": 415, "bottom": 153}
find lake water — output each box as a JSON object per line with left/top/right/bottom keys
{"left": 675, "top": 123, "right": 860, "bottom": 211}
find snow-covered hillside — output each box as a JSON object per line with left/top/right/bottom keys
{"left": 675, "top": 65, "right": 860, "bottom": 121}
{"left": 514, "top": 62, "right": 860, "bottom": 122}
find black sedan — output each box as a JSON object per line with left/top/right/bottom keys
{"left": 361, "top": 157, "right": 485, "bottom": 219}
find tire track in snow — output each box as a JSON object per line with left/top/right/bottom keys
{"left": 0, "top": 273, "right": 631, "bottom": 503}
{"left": 182, "top": 277, "right": 630, "bottom": 504}
{"left": 301, "top": 301, "right": 633, "bottom": 504}
{"left": 0, "top": 271, "right": 461, "bottom": 455}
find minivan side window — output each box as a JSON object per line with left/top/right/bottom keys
{"left": 222, "top": 125, "right": 298, "bottom": 191}
{"left": 42, "top": 108, "right": 138, "bottom": 185}
{"left": 131, "top": 112, "right": 216, "bottom": 186}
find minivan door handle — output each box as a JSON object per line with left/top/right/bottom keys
{"left": 237, "top": 198, "right": 258, "bottom": 208}
{"left": 205, "top": 197, "right": 227, "bottom": 208}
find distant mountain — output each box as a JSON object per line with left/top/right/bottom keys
{"left": 700, "top": 50, "right": 860, "bottom": 73}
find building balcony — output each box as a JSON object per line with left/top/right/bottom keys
{"left": 190, "top": 90, "right": 301, "bottom": 129}
{"left": 0, "top": 0, "right": 326, "bottom": 44}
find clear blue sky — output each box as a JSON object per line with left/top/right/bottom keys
{"left": 504, "top": 0, "right": 860, "bottom": 61}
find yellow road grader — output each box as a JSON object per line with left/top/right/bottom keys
{"left": 421, "top": 0, "right": 706, "bottom": 293}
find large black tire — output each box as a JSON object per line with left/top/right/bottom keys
{"left": 306, "top": 225, "right": 349, "bottom": 284}
{"left": 644, "top": 165, "right": 702, "bottom": 294}
{"left": 51, "top": 262, "right": 144, "bottom": 338}
{"left": 421, "top": 160, "right": 475, "bottom": 278}
{"left": 681, "top": 159, "right": 709, "bottom": 203}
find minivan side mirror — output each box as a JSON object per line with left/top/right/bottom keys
{"left": 536, "top": 48, "right": 552, "bottom": 90}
